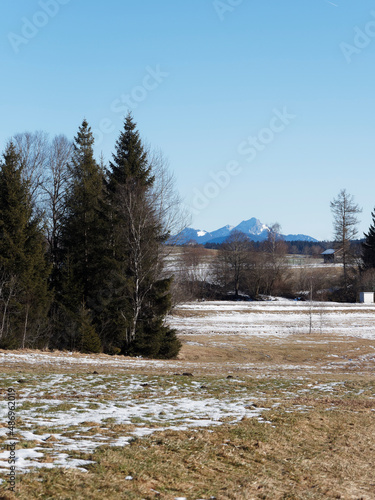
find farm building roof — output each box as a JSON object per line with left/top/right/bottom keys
{"left": 321, "top": 249, "right": 335, "bottom": 255}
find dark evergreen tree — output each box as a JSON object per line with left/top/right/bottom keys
{"left": 0, "top": 142, "right": 51, "bottom": 349}
{"left": 106, "top": 113, "right": 180, "bottom": 358}
{"left": 78, "top": 303, "right": 102, "bottom": 354}
{"left": 108, "top": 113, "right": 154, "bottom": 190}
{"left": 126, "top": 277, "right": 181, "bottom": 359}
{"left": 362, "top": 208, "right": 375, "bottom": 270}
{"left": 58, "top": 120, "right": 106, "bottom": 351}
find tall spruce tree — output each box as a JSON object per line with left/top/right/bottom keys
{"left": 108, "top": 114, "right": 154, "bottom": 189}
{"left": 362, "top": 209, "right": 375, "bottom": 270}
{"left": 106, "top": 114, "right": 180, "bottom": 358}
{"left": 59, "top": 120, "right": 106, "bottom": 352}
{"left": 0, "top": 142, "right": 51, "bottom": 348}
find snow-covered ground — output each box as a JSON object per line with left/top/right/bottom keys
{"left": 0, "top": 299, "right": 374, "bottom": 477}
{"left": 169, "top": 299, "right": 375, "bottom": 340}
{"left": 0, "top": 373, "right": 269, "bottom": 474}
{"left": 0, "top": 372, "right": 368, "bottom": 475}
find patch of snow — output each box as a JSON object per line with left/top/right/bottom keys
{"left": 168, "top": 300, "right": 375, "bottom": 340}
{"left": 0, "top": 373, "right": 268, "bottom": 474}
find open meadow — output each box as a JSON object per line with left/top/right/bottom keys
{"left": 0, "top": 299, "right": 374, "bottom": 499}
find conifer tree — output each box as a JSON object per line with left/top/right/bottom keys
{"left": 362, "top": 209, "right": 375, "bottom": 270}
{"left": 78, "top": 303, "right": 102, "bottom": 354}
{"left": 59, "top": 120, "right": 106, "bottom": 351}
{"left": 106, "top": 114, "right": 180, "bottom": 358}
{"left": 0, "top": 142, "right": 51, "bottom": 348}
{"left": 108, "top": 113, "right": 154, "bottom": 190}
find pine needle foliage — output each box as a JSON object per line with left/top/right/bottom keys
{"left": 106, "top": 114, "right": 180, "bottom": 359}
{"left": 362, "top": 208, "right": 375, "bottom": 270}
{"left": 0, "top": 142, "right": 51, "bottom": 349}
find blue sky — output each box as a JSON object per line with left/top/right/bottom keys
{"left": 1, "top": 0, "right": 375, "bottom": 240}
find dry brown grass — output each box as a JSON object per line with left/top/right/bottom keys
{"left": 1, "top": 301, "right": 375, "bottom": 499}
{"left": 0, "top": 329, "right": 374, "bottom": 379}
{"left": 1, "top": 397, "right": 374, "bottom": 499}
{"left": 177, "top": 333, "right": 375, "bottom": 370}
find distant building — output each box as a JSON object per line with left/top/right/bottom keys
{"left": 321, "top": 248, "right": 342, "bottom": 264}
{"left": 359, "top": 292, "right": 374, "bottom": 304}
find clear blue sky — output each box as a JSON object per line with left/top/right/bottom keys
{"left": 1, "top": 0, "right": 375, "bottom": 240}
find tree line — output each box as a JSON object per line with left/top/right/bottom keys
{"left": 176, "top": 190, "right": 375, "bottom": 303}
{"left": 176, "top": 227, "right": 293, "bottom": 301}
{"left": 2, "top": 118, "right": 375, "bottom": 358}
{"left": 205, "top": 239, "right": 353, "bottom": 256}
{"left": 0, "top": 114, "right": 181, "bottom": 358}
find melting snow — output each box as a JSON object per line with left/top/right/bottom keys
{"left": 0, "top": 374, "right": 267, "bottom": 474}
{"left": 0, "top": 299, "right": 373, "bottom": 477}
{"left": 169, "top": 300, "right": 375, "bottom": 339}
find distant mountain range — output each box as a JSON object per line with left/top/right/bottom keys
{"left": 169, "top": 218, "right": 317, "bottom": 245}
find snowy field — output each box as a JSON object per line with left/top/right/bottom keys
{"left": 169, "top": 299, "right": 375, "bottom": 340}
{"left": 0, "top": 372, "right": 371, "bottom": 478}
{"left": 0, "top": 373, "right": 271, "bottom": 475}
{"left": 0, "top": 298, "right": 374, "bottom": 485}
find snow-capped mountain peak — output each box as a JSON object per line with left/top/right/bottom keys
{"left": 233, "top": 218, "right": 269, "bottom": 236}
{"left": 197, "top": 230, "right": 207, "bottom": 237}
{"left": 169, "top": 218, "right": 316, "bottom": 245}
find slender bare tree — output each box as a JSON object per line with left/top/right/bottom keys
{"left": 114, "top": 182, "right": 160, "bottom": 344}
{"left": 116, "top": 153, "right": 186, "bottom": 342}
{"left": 262, "top": 223, "right": 288, "bottom": 295}
{"left": 13, "top": 131, "right": 49, "bottom": 206}
{"left": 41, "top": 135, "right": 73, "bottom": 270}
{"left": 214, "top": 230, "right": 252, "bottom": 298}
{"left": 330, "top": 189, "right": 362, "bottom": 288}
{"left": 148, "top": 148, "right": 187, "bottom": 240}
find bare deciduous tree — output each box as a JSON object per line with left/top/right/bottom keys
{"left": 148, "top": 148, "right": 187, "bottom": 241}
{"left": 176, "top": 245, "right": 212, "bottom": 299}
{"left": 262, "top": 223, "right": 288, "bottom": 295}
{"left": 41, "top": 135, "right": 73, "bottom": 270}
{"left": 12, "top": 132, "right": 74, "bottom": 271}
{"left": 214, "top": 230, "right": 252, "bottom": 298}
{"left": 330, "top": 189, "right": 362, "bottom": 287}
{"left": 115, "top": 181, "right": 164, "bottom": 344}
{"left": 13, "top": 131, "right": 49, "bottom": 206}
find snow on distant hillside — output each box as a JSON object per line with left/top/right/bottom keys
{"left": 234, "top": 218, "right": 268, "bottom": 238}
{"left": 169, "top": 218, "right": 317, "bottom": 245}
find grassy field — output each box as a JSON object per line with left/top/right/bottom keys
{"left": 0, "top": 300, "right": 374, "bottom": 499}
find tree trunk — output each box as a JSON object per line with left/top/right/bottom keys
{"left": 22, "top": 304, "right": 29, "bottom": 349}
